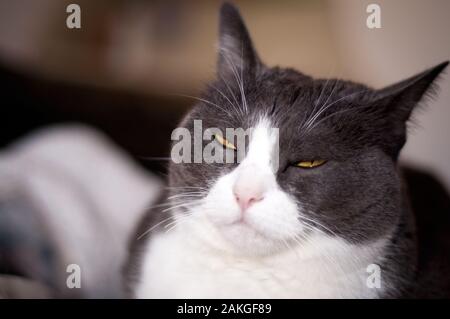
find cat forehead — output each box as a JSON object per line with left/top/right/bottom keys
{"left": 214, "top": 71, "right": 370, "bottom": 110}
{"left": 198, "top": 68, "right": 374, "bottom": 134}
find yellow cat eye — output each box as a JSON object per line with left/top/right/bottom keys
{"left": 214, "top": 134, "right": 236, "bottom": 150}
{"left": 296, "top": 159, "right": 327, "bottom": 168}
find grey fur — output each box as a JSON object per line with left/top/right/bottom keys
{"left": 127, "top": 3, "right": 449, "bottom": 298}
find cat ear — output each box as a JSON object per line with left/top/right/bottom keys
{"left": 371, "top": 61, "right": 448, "bottom": 157}
{"left": 217, "top": 3, "right": 262, "bottom": 81}
{"left": 375, "top": 61, "right": 448, "bottom": 123}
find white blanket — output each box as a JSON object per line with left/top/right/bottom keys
{"left": 0, "top": 124, "right": 161, "bottom": 298}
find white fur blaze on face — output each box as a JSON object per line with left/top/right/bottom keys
{"left": 135, "top": 118, "right": 393, "bottom": 298}
{"left": 197, "top": 118, "right": 303, "bottom": 255}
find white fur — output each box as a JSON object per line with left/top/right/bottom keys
{"left": 136, "top": 118, "right": 390, "bottom": 298}
{"left": 136, "top": 221, "right": 388, "bottom": 298}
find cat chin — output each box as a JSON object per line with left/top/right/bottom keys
{"left": 215, "top": 222, "right": 280, "bottom": 255}
{"left": 183, "top": 209, "right": 286, "bottom": 255}
{"left": 196, "top": 200, "right": 303, "bottom": 256}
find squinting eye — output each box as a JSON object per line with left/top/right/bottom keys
{"left": 214, "top": 134, "right": 236, "bottom": 150}
{"left": 296, "top": 159, "right": 327, "bottom": 168}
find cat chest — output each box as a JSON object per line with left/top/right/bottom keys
{"left": 135, "top": 232, "right": 380, "bottom": 298}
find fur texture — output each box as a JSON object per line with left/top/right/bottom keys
{"left": 127, "top": 3, "right": 448, "bottom": 298}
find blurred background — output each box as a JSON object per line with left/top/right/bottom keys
{"left": 0, "top": 0, "right": 449, "bottom": 298}
{"left": 0, "top": 0, "right": 448, "bottom": 186}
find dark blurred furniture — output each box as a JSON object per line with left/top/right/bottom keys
{"left": 0, "top": 59, "right": 192, "bottom": 175}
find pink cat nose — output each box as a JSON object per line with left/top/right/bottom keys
{"left": 233, "top": 165, "right": 270, "bottom": 212}
{"left": 233, "top": 189, "right": 264, "bottom": 212}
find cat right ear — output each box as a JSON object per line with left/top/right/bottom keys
{"left": 375, "top": 61, "right": 449, "bottom": 123}
{"left": 372, "top": 61, "right": 448, "bottom": 158}
{"left": 217, "top": 3, "right": 262, "bottom": 82}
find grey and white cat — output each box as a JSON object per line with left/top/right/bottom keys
{"left": 127, "top": 3, "right": 449, "bottom": 298}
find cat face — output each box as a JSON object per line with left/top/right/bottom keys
{"left": 167, "top": 3, "right": 447, "bottom": 255}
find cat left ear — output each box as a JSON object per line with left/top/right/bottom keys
{"left": 217, "top": 3, "right": 262, "bottom": 81}
{"left": 375, "top": 61, "right": 448, "bottom": 122}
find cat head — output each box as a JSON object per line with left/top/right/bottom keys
{"left": 167, "top": 3, "right": 448, "bottom": 255}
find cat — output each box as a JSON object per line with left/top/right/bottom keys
{"left": 126, "top": 3, "right": 449, "bottom": 298}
